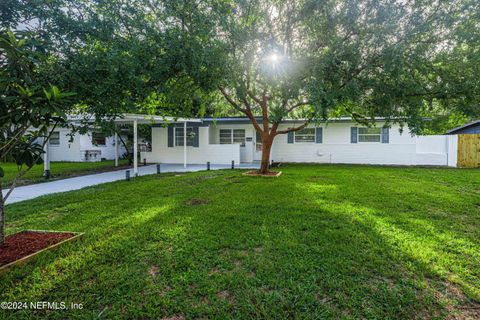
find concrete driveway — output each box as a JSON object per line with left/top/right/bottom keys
{"left": 4, "top": 163, "right": 259, "bottom": 205}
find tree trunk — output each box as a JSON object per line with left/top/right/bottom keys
{"left": 117, "top": 132, "right": 132, "bottom": 165}
{"left": 0, "top": 180, "right": 4, "bottom": 245}
{"left": 259, "top": 135, "right": 274, "bottom": 174}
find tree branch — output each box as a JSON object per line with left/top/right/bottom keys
{"left": 260, "top": 91, "right": 269, "bottom": 133}
{"left": 218, "top": 86, "right": 247, "bottom": 113}
{"left": 3, "top": 121, "right": 60, "bottom": 202}
{"left": 275, "top": 121, "right": 310, "bottom": 135}
{"left": 243, "top": 108, "right": 263, "bottom": 134}
{"left": 218, "top": 86, "right": 263, "bottom": 134}
{"left": 0, "top": 125, "right": 29, "bottom": 156}
{"left": 246, "top": 90, "right": 262, "bottom": 105}
{"left": 270, "top": 122, "right": 280, "bottom": 136}
{"left": 286, "top": 101, "right": 310, "bottom": 113}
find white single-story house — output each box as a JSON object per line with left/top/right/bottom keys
{"left": 110, "top": 114, "right": 459, "bottom": 176}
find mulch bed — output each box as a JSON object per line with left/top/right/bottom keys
{"left": 0, "top": 231, "right": 76, "bottom": 267}
{"left": 243, "top": 170, "right": 282, "bottom": 177}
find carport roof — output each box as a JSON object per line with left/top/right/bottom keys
{"left": 114, "top": 114, "right": 408, "bottom": 125}
{"left": 113, "top": 113, "right": 201, "bottom": 124}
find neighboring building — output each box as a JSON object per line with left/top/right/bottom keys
{"left": 137, "top": 117, "right": 458, "bottom": 167}
{"left": 446, "top": 120, "right": 480, "bottom": 135}
{"left": 44, "top": 126, "right": 126, "bottom": 162}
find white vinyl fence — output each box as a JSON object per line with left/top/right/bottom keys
{"left": 415, "top": 135, "right": 457, "bottom": 167}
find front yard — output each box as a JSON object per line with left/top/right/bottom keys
{"left": 1, "top": 164, "right": 479, "bottom": 319}
{"left": 1, "top": 160, "right": 129, "bottom": 188}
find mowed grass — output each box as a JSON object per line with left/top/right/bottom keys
{"left": 1, "top": 164, "right": 479, "bottom": 319}
{"left": 1, "top": 160, "right": 128, "bottom": 187}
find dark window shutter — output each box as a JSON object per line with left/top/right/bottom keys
{"left": 167, "top": 125, "right": 174, "bottom": 147}
{"left": 382, "top": 127, "right": 389, "bottom": 143}
{"left": 193, "top": 125, "right": 199, "bottom": 147}
{"left": 287, "top": 131, "right": 294, "bottom": 144}
{"left": 315, "top": 127, "right": 323, "bottom": 143}
{"left": 351, "top": 127, "right": 358, "bottom": 143}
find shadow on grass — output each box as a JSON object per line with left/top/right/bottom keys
{"left": 1, "top": 165, "right": 479, "bottom": 319}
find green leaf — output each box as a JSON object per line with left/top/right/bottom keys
{"left": 44, "top": 88, "right": 52, "bottom": 100}
{"left": 52, "top": 85, "right": 60, "bottom": 100}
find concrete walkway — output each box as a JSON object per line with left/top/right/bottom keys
{"left": 4, "top": 163, "right": 259, "bottom": 205}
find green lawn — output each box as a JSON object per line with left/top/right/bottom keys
{"left": 1, "top": 160, "right": 128, "bottom": 188}
{"left": 1, "top": 164, "right": 479, "bottom": 319}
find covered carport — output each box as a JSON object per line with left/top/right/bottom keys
{"left": 113, "top": 114, "right": 201, "bottom": 175}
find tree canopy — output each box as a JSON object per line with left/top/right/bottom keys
{"left": 3, "top": 0, "right": 480, "bottom": 172}
{"left": 6, "top": 1, "right": 478, "bottom": 120}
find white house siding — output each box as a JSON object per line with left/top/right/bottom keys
{"left": 45, "top": 128, "right": 123, "bottom": 162}
{"left": 270, "top": 123, "right": 417, "bottom": 165}
{"left": 47, "top": 128, "right": 82, "bottom": 162}
{"left": 141, "top": 121, "right": 458, "bottom": 167}
{"left": 140, "top": 127, "right": 240, "bottom": 165}
{"left": 78, "top": 133, "right": 121, "bottom": 161}
{"left": 209, "top": 124, "right": 257, "bottom": 162}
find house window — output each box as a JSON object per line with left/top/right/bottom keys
{"left": 255, "top": 130, "right": 262, "bottom": 151}
{"left": 294, "top": 128, "right": 315, "bottom": 143}
{"left": 219, "top": 129, "right": 246, "bottom": 146}
{"left": 219, "top": 129, "right": 232, "bottom": 144}
{"left": 175, "top": 127, "right": 194, "bottom": 146}
{"left": 49, "top": 131, "right": 60, "bottom": 145}
{"left": 233, "top": 129, "right": 246, "bottom": 146}
{"left": 358, "top": 127, "right": 381, "bottom": 142}
{"left": 92, "top": 132, "right": 106, "bottom": 146}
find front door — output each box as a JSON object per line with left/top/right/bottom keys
{"left": 254, "top": 130, "right": 262, "bottom": 161}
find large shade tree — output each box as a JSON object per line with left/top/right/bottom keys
{"left": 54, "top": 0, "right": 478, "bottom": 173}
{"left": 5, "top": 0, "right": 480, "bottom": 174}
{"left": 203, "top": 0, "right": 479, "bottom": 173}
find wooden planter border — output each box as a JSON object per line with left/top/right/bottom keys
{"left": 0, "top": 230, "right": 84, "bottom": 275}
{"left": 242, "top": 171, "right": 282, "bottom": 177}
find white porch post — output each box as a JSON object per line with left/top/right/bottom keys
{"left": 43, "top": 140, "right": 50, "bottom": 175}
{"left": 114, "top": 130, "right": 119, "bottom": 167}
{"left": 183, "top": 121, "right": 187, "bottom": 168}
{"left": 133, "top": 119, "right": 138, "bottom": 176}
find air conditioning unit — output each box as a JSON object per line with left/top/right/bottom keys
{"left": 83, "top": 150, "right": 102, "bottom": 162}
